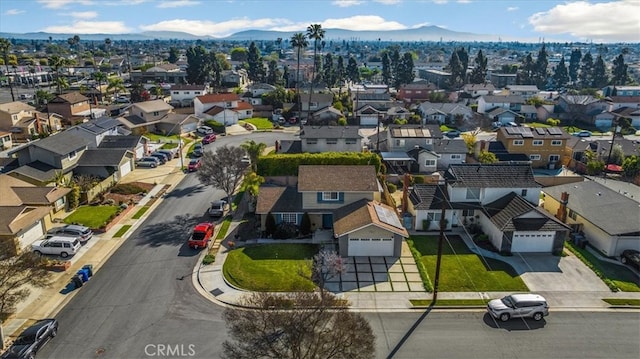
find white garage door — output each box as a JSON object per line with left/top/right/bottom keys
{"left": 18, "top": 220, "right": 44, "bottom": 250}
{"left": 182, "top": 122, "right": 197, "bottom": 133}
{"left": 120, "top": 161, "right": 132, "bottom": 178}
{"left": 360, "top": 116, "right": 379, "bottom": 126}
{"left": 511, "top": 232, "right": 554, "bottom": 252}
{"left": 135, "top": 145, "right": 144, "bottom": 159}
{"left": 348, "top": 238, "right": 394, "bottom": 256}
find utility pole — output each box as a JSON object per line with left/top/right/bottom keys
{"left": 605, "top": 120, "right": 620, "bottom": 177}
{"left": 432, "top": 181, "right": 448, "bottom": 304}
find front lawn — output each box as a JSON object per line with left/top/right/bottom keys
{"left": 223, "top": 244, "right": 319, "bottom": 291}
{"left": 64, "top": 205, "right": 120, "bottom": 229}
{"left": 241, "top": 118, "right": 274, "bottom": 130}
{"left": 409, "top": 235, "right": 528, "bottom": 292}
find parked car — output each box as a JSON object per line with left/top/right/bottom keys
{"left": 1, "top": 318, "right": 58, "bottom": 359}
{"left": 149, "top": 152, "right": 167, "bottom": 165}
{"left": 136, "top": 157, "right": 160, "bottom": 168}
{"left": 208, "top": 200, "right": 229, "bottom": 217}
{"left": 487, "top": 294, "right": 549, "bottom": 322}
{"left": 32, "top": 236, "right": 81, "bottom": 258}
{"left": 192, "top": 144, "right": 203, "bottom": 157}
{"left": 115, "top": 96, "right": 130, "bottom": 103}
{"left": 19, "top": 94, "right": 33, "bottom": 100}
{"left": 187, "top": 222, "right": 215, "bottom": 250}
{"left": 157, "top": 148, "right": 178, "bottom": 159}
{"left": 46, "top": 224, "right": 93, "bottom": 244}
{"left": 202, "top": 133, "right": 217, "bottom": 144}
{"left": 187, "top": 158, "right": 201, "bottom": 172}
{"left": 197, "top": 126, "right": 214, "bottom": 135}
{"left": 620, "top": 249, "right": 640, "bottom": 270}
{"left": 573, "top": 130, "right": 592, "bottom": 137}
{"left": 444, "top": 129, "right": 461, "bottom": 138}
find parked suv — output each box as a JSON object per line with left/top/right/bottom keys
{"left": 46, "top": 224, "right": 93, "bottom": 244}
{"left": 208, "top": 200, "right": 229, "bottom": 217}
{"left": 487, "top": 293, "right": 549, "bottom": 322}
{"left": 32, "top": 236, "right": 81, "bottom": 258}
{"left": 136, "top": 156, "right": 160, "bottom": 168}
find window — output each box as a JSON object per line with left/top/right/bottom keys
{"left": 551, "top": 140, "right": 562, "bottom": 146}
{"left": 195, "top": 91, "right": 201, "bottom": 95}
{"left": 462, "top": 209, "right": 474, "bottom": 216}
{"left": 513, "top": 140, "right": 524, "bottom": 146}
{"left": 533, "top": 140, "right": 543, "bottom": 146}
{"left": 466, "top": 187, "right": 480, "bottom": 200}
{"left": 310, "top": 101, "right": 318, "bottom": 109}
{"left": 173, "top": 91, "right": 179, "bottom": 95}
{"left": 281, "top": 213, "right": 298, "bottom": 224}
{"left": 521, "top": 189, "right": 528, "bottom": 196}
{"left": 322, "top": 192, "right": 339, "bottom": 201}
{"left": 306, "top": 139, "right": 317, "bottom": 145}
{"left": 427, "top": 212, "right": 442, "bottom": 221}
{"left": 68, "top": 150, "right": 77, "bottom": 160}
{"left": 568, "top": 209, "right": 577, "bottom": 220}
{"left": 345, "top": 138, "right": 357, "bottom": 144}
{"left": 225, "top": 101, "right": 232, "bottom": 108}
{"left": 549, "top": 155, "right": 560, "bottom": 162}
{"left": 395, "top": 139, "right": 405, "bottom": 147}
{"left": 450, "top": 154, "right": 462, "bottom": 160}
{"left": 425, "top": 159, "right": 436, "bottom": 166}
{"left": 529, "top": 154, "right": 541, "bottom": 160}
{"left": 425, "top": 139, "right": 432, "bottom": 145}
{"left": 326, "top": 139, "right": 337, "bottom": 144}
{"left": 184, "top": 91, "right": 190, "bottom": 95}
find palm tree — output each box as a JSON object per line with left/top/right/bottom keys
{"left": 0, "top": 37, "right": 15, "bottom": 101}
{"left": 106, "top": 76, "right": 125, "bottom": 99}
{"left": 104, "top": 38, "right": 112, "bottom": 55}
{"left": 306, "top": 24, "right": 325, "bottom": 124}
{"left": 92, "top": 71, "right": 107, "bottom": 103}
{"left": 48, "top": 55, "right": 69, "bottom": 94}
{"left": 240, "top": 140, "right": 267, "bottom": 172}
{"left": 290, "top": 32, "right": 308, "bottom": 120}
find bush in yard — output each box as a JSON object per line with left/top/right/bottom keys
{"left": 273, "top": 223, "right": 297, "bottom": 239}
{"left": 265, "top": 212, "right": 276, "bottom": 237}
{"left": 67, "top": 184, "right": 80, "bottom": 209}
{"left": 202, "top": 254, "right": 215, "bottom": 265}
{"left": 387, "top": 182, "right": 397, "bottom": 193}
{"left": 110, "top": 183, "right": 146, "bottom": 195}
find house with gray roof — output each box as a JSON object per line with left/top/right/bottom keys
{"left": 75, "top": 148, "right": 135, "bottom": 180}
{"left": 477, "top": 95, "right": 525, "bottom": 114}
{"left": 66, "top": 116, "right": 124, "bottom": 148}
{"left": 386, "top": 124, "right": 443, "bottom": 152}
{"left": 300, "top": 126, "right": 362, "bottom": 153}
{"left": 98, "top": 135, "right": 149, "bottom": 160}
{"left": 417, "top": 102, "right": 473, "bottom": 125}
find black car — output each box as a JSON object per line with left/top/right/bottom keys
{"left": 149, "top": 152, "right": 168, "bottom": 165}
{"left": 620, "top": 249, "right": 640, "bottom": 270}
{"left": 1, "top": 319, "right": 58, "bottom": 359}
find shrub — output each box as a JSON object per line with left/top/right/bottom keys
{"left": 273, "top": 223, "right": 297, "bottom": 239}
{"left": 110, "top": 183, "right": 146, "bottom": 195}
{"left": 413, "top": 176, "right": 425, "bottom": 184}
{"left": 202, "top": 254, "right": 215, "bottom": 265}
{"left": 387, "top": 182, "right": 397, "bottom": 193}
{"left": 104, "top": 198, "right": 116, "bottom": 205}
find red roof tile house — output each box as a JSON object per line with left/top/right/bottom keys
{"left": 194, "top": 93, "right": 253, "bottom": 123}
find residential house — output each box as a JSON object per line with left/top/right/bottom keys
{"left": 47, "top": 92, "right": 105, "bottom": 124}
{"left": 0, "top": 174, "right": 71, "bottom": 255}
{"left": 487, "top": 108, "right": 523, "bottom": 125}
{"left": 0, "top": 130, "right": 12, "bottom": 150}
{"left": 476, "top": 95, "right": 525, "bottom": 114}
{"left": 117, "top": 100, "right": 174, "bottom": 135}
{"left": 557, "top": 94, "right": 607, "bottom": 126}
{"left": 255, "top": 165, "right": 405, "bottom": 257}
{"left": 386, "top": 106, "right": 412, "bottom": 123}
{"left": 300, "top": 126, "right": 362, "bottom": 153}
{"left": 489, "top": 73, "right": 517, "bottom": 88}
{"left": 418, "top": 69, "right": 451, "bottom": 89}
{"left": 299, "top": 93, "right": 334, "bottom": 121}
{"left": 352, "top": 92, "right": 394, "bottom": 112}
{"left": 65, "top": 116, "right": 124, "bottom": 148}
{"left": 8, "top": 130, "right": 90, "bottom": 185}
{"left": 310, "top": 106, "right": 344, "bottom": 125}
{"left": 129, "top": 63, "right": 187, "bottom": 84}
{"left": 542, "top": 181, "right": 640, "bottom": 256}
{"left": 407, "top": 164, "right": 569, "bottom": 253}
{"left": 462, "top": 83, "right": 496, "bottom": 98}
{"left": 396, "top": 80, "right": 437, "bottom": 104}
{"left": 74, "top": 148, "right": 135, "bottom": 181}
{"left": 611, "top": 106, "right": 640, "bottom": 128}
{"left": 432, "top": 139, "right": 468, "bottom": 169}
{"left": 520, "top": 105, "right": 539, "bottom": 121}
{"left": 417, "top": 102, "right": 473, "bottom": 125}
{"left": 602, "top": 85, "right": 640, "bottom": 97}
{"left": 194, "top": 93, "right": 252, "bottom": 122}
{"left": 221, "top": 69, "right": 249, "bottom": 88}
{"left": 0, "top": 101, "right": 48, "bottom": 141}
{"left": 98, "top": 135, "right": 149, "bottom": 160}
{"left": 495, "top": 126, "right": 570, "bottom": 169}
{"left": 355, "top": 104, "right": 384, "bottom": 127}
{"left": 381, "top": 151, "right": 419, "bottom": 175}
{"left": 386, "top": 124, "right": 443, "bottom": 152}
{"left": 169, "top": 84, "right": 208, "bottom": 107}
{"left": 155, "top": 113, "right": 200, "bottom": 135}
{"left": 246, "top": 83, "right": 277, "bottom": 102}
{"left": 504, "top": 85, "right": 540, "bottom": 99}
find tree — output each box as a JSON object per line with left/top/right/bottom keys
{"left": 290, "top": 32, "right": 308, "bottom": 118}
{"left": 92, "top": 71, "right": 107, "bottom": 103}
{"left": 48, "top": 54, "right": 70, "bottom": 94}
{"left": 186, "top": 45, "right": 209, "bottom": 85}
{"left": 611, "top": 53, "right": 630, "bottom": 86}
{"left": 241, "top": 171, "right": 265, "bottom": 201}
{"left": 552, "top": 57, "right": 569, "bottom": 89}
{"left": 568, "top": 49, "right": 582, "bottom": 84}
{"left": 0, "top": 242, "right": 52, "bottom": 315}
{"left": 447, "top": 51, "right": 464, "bottom": 89}
{"left": 310, "top": 249, "right": 348, "bottom": 300}
{"left": 0, "top": 37, "right": 15, "bottom": 101}
{"left": 197, "top": 145, "right": 249, "bottom": 203}
{"left": 579, "top": 52, "right": 594, "bottom": 89}
{"left": 381, "top": 52, "right": 392, "bottom": 86}
{"left": 469, "top": 49, "right": 487, "bottom": 84}
{"left": 306, "top": 24, "right": 325, "bottom": 121}
{"left": 533, "top": 44, "right": 549, "bottom": 89}
{"left": 608, "top": 144, "right": 625, "bottom": 166}
{"left": 222, "top": 291, "right": 375, "bottom": 359}
{"left": 335, "top": 55, "right": 345, "bottom": 91}
{"left": 240, "top": 140, "right": 267, "bottom": 172}
{"left": 346, "top": 56, "right": 360, "bottom": 83}
{"left": 247, "top": 41, "right": 265, "bottom": 82}
{"left": 104, "top": 37, "right": 112, "bottom": 55}
{"left": 478, "top": 150, "right": 498, "bottom": 164}
{"left": 322, "top": 52, "right": 336, "bottom": 88}
{"left": 106, "top": 76, "right": 125, "bottom": 98}
{"left": 168, "top": 46, "right": 179, "bottom": 64}
{"left": 461, "top": 132, "right": 476, "bottom": 154}
{"left": 230, "top": 47, "right": 248, "bottom": 62}
{"left": 592, "top": 54, "right": 608, "bottom": 88}
{"left": 622, "top": 155, "right": 640, "bottom": 178}
{"left": 516, "top": 53, "right": 534, "bottom": 85}
{"left": 395, "top": 52, "right": 415, "bottom": 89}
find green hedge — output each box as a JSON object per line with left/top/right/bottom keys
{"left": 257, "top": 152, "right": 382, "bottom": 176}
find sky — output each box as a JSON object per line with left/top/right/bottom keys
{"left": 0, "top": 0, "right": 638, "bottom": 43}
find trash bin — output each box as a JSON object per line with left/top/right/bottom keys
{"left": 580, "top": 240, "right": 588, "bottom": 249}
{"left": 77, "top": 269, "right": 89, "bottom": 282}
{"left": 71, "top": 275, "right": 83, "bottom": 289}
{"left": 82, "top": 264, "right": 93, "bottom": 277}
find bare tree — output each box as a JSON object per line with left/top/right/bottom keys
{"left": 311, "top": 249, "right": 348, "bottom": 300}
{"left": 222, "top": 292, "right": 375, "bottom": 359}
{"left": 196, "top": 145, "right": 248, "bottom": 203}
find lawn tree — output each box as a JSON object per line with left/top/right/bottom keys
{"left": 197, "top": 145, "right": 249, "bottom": 203}
{"left": 240, "top": 140, "right": 267, "bottom": 172}
{"left": 222, "top": 291, "right": 375, "bottom": 359}
{"left": 622, "top": 155, "right": 640, "bottom": 178}
{"left": 310, "top": 249, "right": 348, "bottom": 301}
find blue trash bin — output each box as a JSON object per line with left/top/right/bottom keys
{"left": 77, "top": 269, "right": 89, "bottom": 282}
{"left": 82, "top": 264, "right": 93, "bottom": 277}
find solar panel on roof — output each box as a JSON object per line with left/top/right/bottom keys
{"left": 522, "top": 128, "right": 534, "bottom": 138}
{"left": 505, "top": 127, "right": 517, "bottom": 135}
{"left": 374, "top": 204, "right": 402, "bottom": 228}
{"left": 535, "top": 128, "right": 546, "bottom": 135}
{"left": 548, "top": 128, "right": 562, "bottom": 135}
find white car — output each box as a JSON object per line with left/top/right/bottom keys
{"left": 197, "top": 126, "right": 214, "bottom": 135}
{"left": 32, "top": 236, "right": 82, "bottom": 258}
{"left": 487, "top": 293, "right": 549, "bottom": 322}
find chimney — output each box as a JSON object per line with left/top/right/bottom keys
{"left": 402, "top": 173, "right": 411, "bottom": 214}
{"left": 556, "top": 192, "right": 569, "bottom": 223}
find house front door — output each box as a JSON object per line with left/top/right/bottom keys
{"left": 322, "top": 214, "right": 333, "bottom": 229}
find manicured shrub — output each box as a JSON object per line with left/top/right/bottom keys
{"left": 387, "top": 182, "right": 397, "bottom": 193}
{"left": 110, "top": 183, "right": 146, "bottom": 195}
{"left": 202, "top": 254, "right": 215, "bottom": 265}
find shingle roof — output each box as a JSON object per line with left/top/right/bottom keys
{"left": 52, "top": 92, "right": 89, "bottom": 104}
{"left": 0, "top": 101, "right": 35, "bottom": 114}
{"left": 32, "top": 131, "right": 89, "bottom": 155}
{"left": 498, "top": 126, "right": 570, "bottom": 139}
{"left": 170, "top": 84, "right": 206, "bottom": 91}
{"left": 77, "top": 149, "right": 128, "bottom": 166}
{"left": 298, "top": 165, "right": 379, "bottom": 192}
{"left": 300, "top": 126, "right": 361, "bottom": 139}
{"left": 481, "top": 95, "right": 525, "bottom": 103}
{"left": 255, "top": 186, "right": 302, "bottom": 214}
{"left": 409, "top": 184, "right": 449, "bottom": 210}
{"left": 133, "top": 99, "right": 173, "bottom": 113}
{"left": 196, "top": 93, "right": 241, "bottom": 104}
{"left": 9, "top": 161, "right": 73, "bottom": 183}
{"left": 445, "top": 163, "right": 540, "bottom": 188}
{"left": 98, "top": 135, "right": 143, "bottom": 149}
{"left": 76, "top": 116, "right": 121, "bottom": 134}
{"left": 11, "top": 186, "right": 70, "bottom": 205}
{"left": 333, "top": 199, "right": 408, "bottom": 237}
{"left": 483, "top": 192, "right": 569, "bottom": 232}
{"left": 432, "top": 139, "right": 468, "bottom": 154}
{"left": 0, "top": 206, "right": 53, "bottom": 235}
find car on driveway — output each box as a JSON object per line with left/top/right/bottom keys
{"left": 444, "top": 129, "right": 461, "bottom": 138}
{"left": 573, "top": 130, "right": 592, "bottom": 137}
{"left": 1, "top": 318, "right": 58, "bottom": 359}
{"left": 32, "top": 236, "right": 81, "bottom": 258}
{"left": 192, "top": 144, "right": 203, "bottom": 157}
{"left": 197, "top": 126, "right": 214, "bottom": 135}
{"left": 202, "top": 133, "right": 217, "bottom": 144}
{"left": 149, "top": 152, "right": 167, "bottom": 165}
{"left": 46, "top": 224, "right": 93, "bottom": 244}
{"left": 136, "top": 156, "right": 160, "bottom": 168}
{"left": 487, "top": 293, "right": 549, "bottom": 322}
{"left": 620, "top": 249, "right": 640, "bottom": 270}
{"left": 187, "top": 158, "right": 201, "bottom": 172}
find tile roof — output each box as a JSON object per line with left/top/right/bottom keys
{"left": 0, "top": 101, "right": 35, "bottom": 114}
{"left": 445, "top": 163, "right": 539, "bottom": 188}
{"left": 52, "top": 92, "right": 89, "bottom": 104}
{"left": 300, "top": 126, "right": 361, "bottom": 139}
{"left": 333, "top": 199, "right": 408, "bottom": 237}
{"left": 196, "top": 93, "right": 241, "bottom": 104}
{"left": 409, "top": 184, "right": 449, "bottom": 210}
{"left": 298, "top": 165, "right": 379, "bottom": 192}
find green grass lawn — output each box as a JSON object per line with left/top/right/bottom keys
{"left": 565, "top": 241, "right": 640, "bottom": 292}
{"left": 223, "top": 244, "right": 319, "bottom": 291}
{"left": 527, "top": 122, "right": 551, "bottom": 128}
{"left": 602, "top": 298, "right": 640, "bottom": 306}
{"left": 64, "top": 205, "right": 120, "bottom": 228}
{"left": 113, "top": 225, "right": 131, "bottom": 238}
{"left": 409, "top": 235, "right": 528, "bottom": 292}
{"left": 410, "top": 299, "right": 489, "bottom": 307}
{"left": 242, "top": 118, "right": 274, "bottom": 130}
{"left": 215, "top": 216, "right": 232, "bottom": 240}
{"left": 132, "top": 206, "right": 149, "bottom": 219}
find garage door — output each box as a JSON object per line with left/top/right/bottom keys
{"left": 182, "top": 122, "right": 197, "bottom": 133}
{"left": 120, "top": 161, "right": 132, "bottom": 178}
{"left": 511, "top": 232, "right": 554, "bottom": 252}
{"left": 348, "top": 237, "right": 394, "bottom": 256}
{"left": 360, "top": 116, "right": 378, "bottom": 126}
{"left": 17, "top": 220, "right": 44, "bottom": 250}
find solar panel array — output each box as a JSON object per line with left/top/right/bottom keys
{"left": 374, "top": 204, "right": 402, "bottom": 228}
{"left": 505, "top": 126, "right": 534, "bottom": 137}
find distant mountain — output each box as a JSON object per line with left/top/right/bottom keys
{"left": 0, "top": 25, "right": 512, "bottom": 42}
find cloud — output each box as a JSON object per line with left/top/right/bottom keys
{"left": 157, "top": 0, "right": 200, "bottom": 8}
{"left": 432, "top": 0, "right": 448, "bottom": 4}
{"left": 43, "top": 21, "right": 131, "bottom": 34}
{"left": 68, "top": 11, "right": 98, "bottom": 19}
{"left": 37, "top": 0, "right": 94, "bottom": 9}
{"left": 506, "top": 6, "right": 518, "bottom": 12}
{"left": 322, "top": 15, "right": 407, "bottom": 31}
{"left": 374, "top": 0, "right": 402, "bottom": 4}
{"left": 332, "top": 0, "right": 363, "bottom": 7}
{"left": 139, "top": 17, "right": 288, "bottom": 37}
{"left": 529, "top": 0, "right": 640, "bottom": 42}
{"left": 5, "top": 9, "right": 25, "bottom": 15}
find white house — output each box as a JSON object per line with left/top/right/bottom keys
{"left": 169, "top": 84, "right": 208, "bottom": 107}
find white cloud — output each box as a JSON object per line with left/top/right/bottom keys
{"left": 43, "top": 21, "right": 131, "bottom": 34}
{"left": 321, "top": 15, "right": 407, "bottom": 31}
{"left": 139, "top": 17, "right": 288, "bottom": 37}
{"left": 37, "top": 0, "right": 94, "bottom": 9}
{"left": 432, "top": 0, "right": 448, "bottom": 4}
{"left": 157, "top": 0, "right": 200, "bottom": 8}
{"left": 529, "top": 0, "right": 640, "bottom": 42}
{"left": 67, "top": 11, "right": 98, "bottom": 19}
{"left": 332, "top": 0, "right": 363, "bottom": 7}
{"left": 5, "top": 9, "right": 25, "bottom": 15}
{"left": 374, "top": 0, "right": 402, "bottom": 4}
{"left": 506, "top": 6, "right": 518, "bottom": 12}
{"left": 457, "top": 0, "right": 472, "bottom": 3}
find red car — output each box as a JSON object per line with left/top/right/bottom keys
{"left": 187, "top": 158, "right": 201, "bottom": 172}
{"left": 188, "top": 222, "right": 215, "bottom": 249}
{"left": 202, "top": 133, "right": 217, "bottom": 144}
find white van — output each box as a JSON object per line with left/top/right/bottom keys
{"left": 32, "top": 236, "right": 82, "bottom": 258}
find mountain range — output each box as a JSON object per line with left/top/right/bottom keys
{"left": 0, "top": 25, "right": 524, "bottom": 43}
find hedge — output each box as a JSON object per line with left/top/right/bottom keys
{"left": 257, "top": 152, "right": 382, "bottom": 176}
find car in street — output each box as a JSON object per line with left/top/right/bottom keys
{"left": 573, "top": 130, "right": 592, "bottom": 137}
{"left": 187, "top": 222, "right": 215, "bottom": 250}
{"left": 192, "top": 144, "right": 203, "bottom": 157}
{"left": 46, "top": 224, "right": 93, "bottom": 244}
{"left": 444, "top": 129, "right": 461, "bottom": 138}
{"left": 197, "top": 126, "right": 214, "bottom": 135}
{"left": 148, "top": 152, "right": 167, "bottom": 165}
{"left": 1, "top": 318, "right": 58, "bottom": 359}
{"left": 487, "top": 293, "right": 549, "bottom": 322}
{"left": 32, "top": 236, "right": 81, "bottom": 258}
{"left": 208, "top": 200, "right": 229, "bottom": 218}
{"left": 187, "top": 158, "right": 201, "bottom": 172}
{"left": 136, "top": 157, "right": 160, "bottom": 168}
{"left": 202, "top": 133, "right": 217, "bottom": 144}
{"left": 620, "top": 249, "right": 640, "bottom": 270}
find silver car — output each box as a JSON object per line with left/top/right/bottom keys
{"left": 487, "top": 293, "right": 549, "bottom": 322}
{"left": 46, "top": 224, "right": 93, "bottom": 244}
